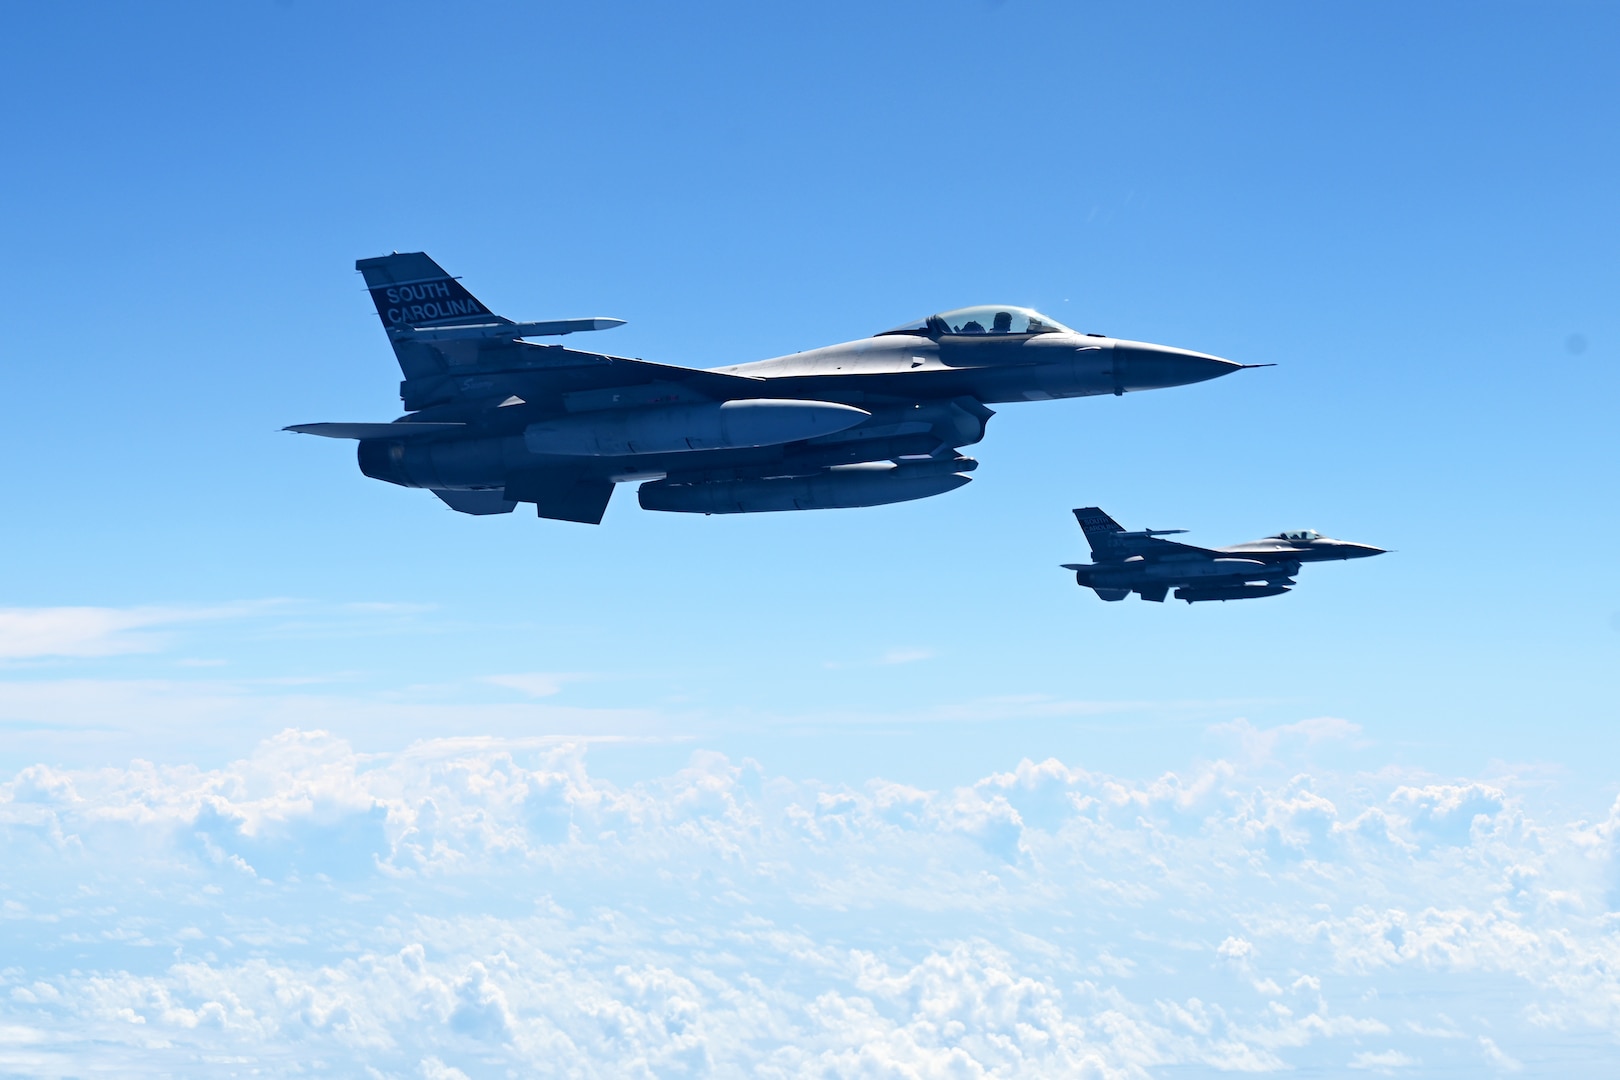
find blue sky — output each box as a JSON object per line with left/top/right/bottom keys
{"left": 1, "top": 2, "right": 1617, "bottom": 1076}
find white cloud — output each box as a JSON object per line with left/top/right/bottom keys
{"left": 878, "top": 647, "right": 933, "bottom": 665}
{"left": 822, "top": 646, "right": 935, "bottom": 669}
{"left": 1479, "top": 1035, "right": 1522, "bottom": 1072}
{"left": 0, "top": 605, "right": 268, "bottom": 660}
{"left": 1349, "top": 1049, "right": 1418, "bottom": 1071}
{"left": 2, "top": 721, "right": 1620, "bottom": 1074}
{"left": 1211, "top": 715, "right": 1364, "bottom": 763}
{"left": 0, "top": 677, "right": 667, "bottom": 767}
{"left": 1389, "top": 782, "right": 1509, "bottom": 845}
{"left": 420, "top": 1058, "right": 471, "bottom": 1080}
{"left": 0, "top": 598, "right": 462, "bottom": 673}
{"left": 481, "top": 673, "right": 574, "bottom": 697}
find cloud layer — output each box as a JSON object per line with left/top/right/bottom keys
{"left": 2, "top": 724, "right": 1618, "bottom": 1077}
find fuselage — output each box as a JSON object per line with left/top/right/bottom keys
{"left": 1068, "top": 524, "right": 1385, "bottom": 604}
{"left": 301, "top": 253, "right": 1250, "bottom": 522}
{"left": 717, "top": 329, "right": 1238, "bottom": 404}
{"left": 367, "top": 329, "right": 1241, "bottom": 494}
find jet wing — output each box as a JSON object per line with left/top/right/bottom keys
{"left": 1131, "top": 536, "right": 1219, "bottom": 557}
{"left": 397, "top": 340, "right": 768, "bottom": 412}
{"left": 1095, "top": 535, "right": 1220, "bottom": 559}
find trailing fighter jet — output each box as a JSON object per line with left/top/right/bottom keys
{"left": 1063, "top": 507, "right": 1385, "bottom": 603}
{"left": 288, "top": 253, "right": 1254, "bottom": 524}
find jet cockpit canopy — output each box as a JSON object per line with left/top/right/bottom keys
{"left": 1274, "top": 529, "right": 1322, "bottom": 542}
{"left": 881, "top": 305, "right": 1073, "bottom": 337}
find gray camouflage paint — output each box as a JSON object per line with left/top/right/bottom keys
{"left": 1063, "top": 507, "right": 1385, "bottom": 603}
{"left": 288, "top": 253, "right": 1249, "bottom": 524}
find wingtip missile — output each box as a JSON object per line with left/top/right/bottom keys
{"left": 396, "top": 317, "right": 626, "bottom": 342}
{"left": 512, "top": 317, "right": 626, "bottom": 337}
{"left": 1115, "top": 528, "right": 1188, "bottom": 539}
{"left": 284, "top": 422, "right": 467, "bottom": 440}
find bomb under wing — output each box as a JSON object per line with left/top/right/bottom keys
{"left": 287, "top": 252, "right": 1256, "bottom": 524}
{"left": 1062, "top": 507, "right": 1384, "bottom": 603}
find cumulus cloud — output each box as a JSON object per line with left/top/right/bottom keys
{"left": 2, "top": 724, "right": 1619, "bottom": 1075}
{"left": 1389, "top": 782, "right": 1510, "bottom": 845}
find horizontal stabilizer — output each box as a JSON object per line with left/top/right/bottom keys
{"left": 284, "top": 422, "right": 465, "bottom": 440}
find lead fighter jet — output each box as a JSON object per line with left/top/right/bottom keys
{"left": 1063, "top": 507, "right": 1385, "bottom": 603}
{"left": 289, "top": 253, "right": 1252, "bottom": 524}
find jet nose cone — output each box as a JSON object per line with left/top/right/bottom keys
{"left": 1112, "top": 341, "right": 1245, "bottom": 392}
{"left": 1321, "top": 541, "right": 1386, "bottom": 559}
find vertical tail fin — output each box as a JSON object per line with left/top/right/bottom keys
{"left": 356, "top": 252, "right": 507, "bottom": 333}
{"left": 1072, "top": 506, "right": 1126, "bottom": 555}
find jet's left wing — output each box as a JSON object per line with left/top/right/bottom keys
{"left": 1105, "top": 536, "right": 1218, "bottom": 559}
{"left": 406, "top": 342, "right": 768, "bottom": 413}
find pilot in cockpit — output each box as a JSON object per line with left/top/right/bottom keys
{"left": 992, "top": 310, "right": 1013, "bottom": 333}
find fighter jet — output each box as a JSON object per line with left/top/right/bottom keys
{"left": 1063, "top": 507, "right": 1385, "bottom": 603}
{"left": 288, "top": 253, "right": 1253, "bottom": 524}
